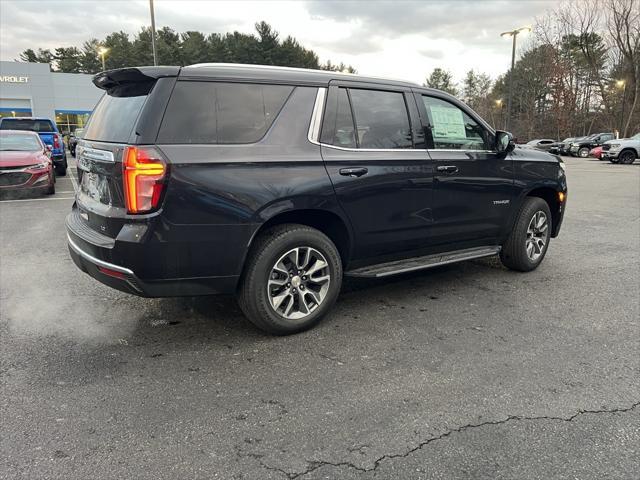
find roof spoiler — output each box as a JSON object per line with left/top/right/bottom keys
{"left": 93, "top": 67, "right": 180, "bottom": 96}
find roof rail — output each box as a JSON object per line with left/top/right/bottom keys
{"left": 185, "top": 62, "right": 418, "bottom": 86}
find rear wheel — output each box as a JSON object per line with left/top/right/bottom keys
{"left": 619, "top": 149, "right": 637, "bottom": 165}
{"left": 500, "top": 197, "right": 552, "bottom": 272}
{"left": 238, "top": 224, "right": 343, "bottom": 335}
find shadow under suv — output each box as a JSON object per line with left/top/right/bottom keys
{"left": 66, "top": 64, "right": 567, "bottom": 334}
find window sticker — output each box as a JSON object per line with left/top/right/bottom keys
{"left": 429, "top": 105, "right": 466, "bottom": 139}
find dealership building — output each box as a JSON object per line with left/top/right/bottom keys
{"left": 0, "top": 61, "right": 102, "bottom": 134}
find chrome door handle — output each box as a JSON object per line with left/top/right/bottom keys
{"left": 339, "top": 167, "right": 368, "bottom": 177}
{"left": 437, "top": 165, "right": 459, "bottom": 174}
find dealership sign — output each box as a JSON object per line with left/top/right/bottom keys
{"left": 0, "top": 75, "right": 29, "bottom": 83}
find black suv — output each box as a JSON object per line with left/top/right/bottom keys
{"left": 66, "top": 64, "right": 567, "bottom": 334}
{"left": 569, "top": 132, "right": 615, "bottom": 157}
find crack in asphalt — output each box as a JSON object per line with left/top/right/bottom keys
{"left": 258, "top": 401, "right": 640, "bottom": 479}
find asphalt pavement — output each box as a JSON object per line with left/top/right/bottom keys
{"left": 1, "top": 155, "right": 638, "bottom": 479}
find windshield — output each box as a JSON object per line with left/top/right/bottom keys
{"left": 630, "top": 133, "right": 640, "bottom": 140}
{"left": 0, "top": 119, "right": 54, "bottom": 133}
{"left": 0, "top": 132, "right": 43, "bottom": 151}
{"left": 562, "top": 138, "right": 573, "bottom": 142}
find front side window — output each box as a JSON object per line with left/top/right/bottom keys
{"left": 421, "top": 96, "right": 489, "bottom": 150}
{"left": 158, "top": 82, "right": 293, "bottom": 144}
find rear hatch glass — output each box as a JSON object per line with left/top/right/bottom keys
{"left": 76, "top": 87, "right": 152, "bottom": 233}
{"left": 0, "top": 119, "right": 54, "bottom": 132}
{"left": 82, "top": 94, "right": 146, "bottom": 143}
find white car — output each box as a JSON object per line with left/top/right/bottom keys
{"left": 602, "top": 133, "right": 640, "bottom": 164}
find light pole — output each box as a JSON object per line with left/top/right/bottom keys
{"left": 500, "top": 26, "right": 531, "bottom": 131}
{"left": 616, "top": 79, "right": 627, "bottom": 138}
{"left": 97, "top": 47, "right": 109, "bottom": 71}
{"left": 149, "top": 0, "right": 158, "bottom": 66}
{"left": 495, "top": 98, "right": 504, "bottom": 130}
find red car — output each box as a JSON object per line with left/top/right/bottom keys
{"left": 0, "top": 130, "right": 55, "bottom": 195}
{"left": 589, "top": 146, "right": 603, "bottom": 160}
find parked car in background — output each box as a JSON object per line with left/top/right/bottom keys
{"left": 523, "top": 138, "right": 557, "bottom": 151}
{"left": 0, "top": 130, "right": 55, "bottom": 195}
{"left": 67, "top": 64, "right": 567, "bottom": 334}
{"left": 602, "top": 133, "right": 640, "bottom": 164}
{"left": 569, "top": 132, "right": 615, "bottom": 158}
{"left": 69, "top": 128, "right": 84, "bottom": 157}
{"left": 589, "top": 146, "right": 603, "bottom": 160}
{"left": 0, "top": 117, "right": 67, "bottom": 175}
{"left": 549, "top": 137, "right": 576, "bottom": 156}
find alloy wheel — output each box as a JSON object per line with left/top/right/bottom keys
{"left": 267, "top": 246, "right": 331, "bottom": 320}
{"left": 525, "top": 211, "right": 549, "bottom": 262}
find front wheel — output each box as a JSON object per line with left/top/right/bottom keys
{"left": 578, "top": 147, "right": 590, "bottom": 158}
{"left": 619, "top": 150, "right": 637, "bottom": 165}
{"left": 500, "top": 197, "right": 552, "bottom": 272}
{"left": 238, "top": 224, "right": 343, "bottom": 335}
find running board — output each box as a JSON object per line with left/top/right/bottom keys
{"left": 346, "top": 246, "right": 501, "bottom": 278}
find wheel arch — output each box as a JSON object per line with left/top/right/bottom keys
{"left": 525, "top": 186, "right": 561, "bottom": 237}
{"left": 245, "top": 208, "right": 354, "bottom": 269}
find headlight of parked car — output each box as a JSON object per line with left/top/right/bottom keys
{"left": 571, "top": 142, "right": 579, "bottom": 147}
{"left": 31, "top": 162, "right": 50, "bottom": 170}
{"left": 608, "top": 144, "right": 620, "bottom": 149}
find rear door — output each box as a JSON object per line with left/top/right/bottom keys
{"left": 416, "top": 92, "right": 516, "bottom": 245}
{"left": 320, "top": 82, "right": 434, "bottom": 260}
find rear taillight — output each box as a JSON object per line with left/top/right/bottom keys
{"left": 123, "top": 146, "right": 167, "bottom": 214}
{"left": 53, "top": 134, "right": 60, "bottom": 149}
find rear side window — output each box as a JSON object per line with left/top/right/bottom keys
{"left": 349, "top": 89, "right": 412, "bottom": 149}
{"left": 83, "top": 94, "right": 147, "bottom": 143}
{"left": 0, "top": 119, "right": 54, "bottom": 132}
{"left": 158, "top": 82, "right": 293, "bottom": 144}
{"left": 320, "top": 87, "right": 413, "bottom": 149}
{"left": 320, "top": 88, "right": 357, "bottom": 148}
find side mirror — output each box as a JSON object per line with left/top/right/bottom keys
{"left": 495, "top": 130, "right": 515, "bottom": 155}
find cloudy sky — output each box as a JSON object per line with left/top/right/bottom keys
{"left": 0, "top": 0, "right": 555, "bottom": 83}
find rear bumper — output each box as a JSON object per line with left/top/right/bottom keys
{"left": 66, "top": 211, "right": 239, "bottom": 297}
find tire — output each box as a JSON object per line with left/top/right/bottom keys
{"left": 619, "top": 149, "right": 637, "bottom": 165}
{"left": 500, "top": 197, "right": 552, "bottom": 272}
{"left": 578, "top": 147, "right": 589, "bottom": 158}
{"left": 238, "top": 224, "right": 343, "bottom": 335}
{"left": 46, "top": 180, "right": 55, "bottom": 195}
{"left": 55, "top": 155, "right": 68, "bottom": 176}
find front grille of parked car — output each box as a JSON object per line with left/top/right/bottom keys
{"left": 602, "top": 144, "right": 611, "bottom": 151}
{"left": 0, "top": 172, "right": 31, "bottom": 186}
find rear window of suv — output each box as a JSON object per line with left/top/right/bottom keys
{"left": 0, "top": 119, "right": 54, "bottom": 132}
{"left": 83, "top": 94, "right": 147, "bottom": 143}
{"left": 157, "top": 82, "right": 293, "bottom": 144}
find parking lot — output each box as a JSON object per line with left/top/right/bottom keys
{"left": 1, "top": 155, "right": 638, "bottom": 479}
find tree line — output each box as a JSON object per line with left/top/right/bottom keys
{"left": 425, "top": 0, "right": 639, "bottom": 140}
{"left": 19, "top": 21, "right": 356, "bottom": 74}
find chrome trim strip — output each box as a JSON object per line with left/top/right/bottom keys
{"left": 308, "top": 87, "right": 326, "bottom": 144}
{"left": 67, "top": 234, "right": 133, "bottom": 275}
{"left": 78, "top": 146, "right": 115, "bottom": 163}
{"left": 306, "top": 87, "right": 494, "bottom": 154}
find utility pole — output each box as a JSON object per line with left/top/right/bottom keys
{"left": 617, "top": 80, "right": 626, "bottom": 138}
{"left": 149, "top": 0, "right": 158, "bottom": 66}
{"left": 500, "top": 26, "right": 531, "bottom": 131}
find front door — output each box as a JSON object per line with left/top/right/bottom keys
{"left": 320, "top": 83, "right": 434, "bottom": 260}
{"left": 416, "top": 93, "right": 516, "bottom": 246}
